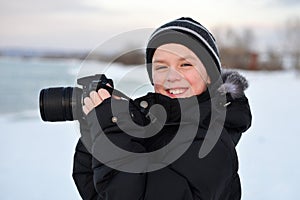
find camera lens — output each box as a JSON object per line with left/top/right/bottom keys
{"left": 39, "top": 87, "right": 82, "bottom": 121}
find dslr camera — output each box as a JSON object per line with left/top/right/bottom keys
{"left": 39, "top": 74, "right": 114, "bottom": 122}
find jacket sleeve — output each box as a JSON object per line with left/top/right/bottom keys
{"left": 74, "top": 98, "right": 147, "bottom": 200}
{"left": 73, "top": 139, "right": 99, "bottom": 200}
{"left": 225, "top": 94, "right": 252, "bottom": 145}
{"left": 72, "top": 114, "right": 100, "bottom": 200}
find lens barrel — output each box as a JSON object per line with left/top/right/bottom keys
{"left": 39, "top": 87, "right": 82, "bottom": 121}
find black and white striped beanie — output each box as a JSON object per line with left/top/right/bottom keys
{"left": 146, "top": 17, "right": 221, "bottom": 84}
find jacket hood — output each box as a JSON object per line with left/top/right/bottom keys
{"left": 217, "top": 70, "right": 249, "bottom": 99}
{"left": 216, "top": 70, "right": 252, "bottom": 144}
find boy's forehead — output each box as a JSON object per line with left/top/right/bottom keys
{"left": 154, "top": 43, "right": 199, "bottom": 60}
{"left": 156, "top": 43, "right": 189, "bottom": 51}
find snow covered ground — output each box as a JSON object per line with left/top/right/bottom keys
{"left": 237, "top": 70, "right": 300, "bottom": 200}
{"left": 0, "top": 69, "right": 299, "bottom": 199}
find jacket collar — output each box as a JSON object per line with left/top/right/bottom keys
{"left": 134, "top": 70, "right": 251, "bottom": 135}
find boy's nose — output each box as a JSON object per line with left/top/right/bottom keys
{"left": 166, "top": 68, "right": 182, "bottom": 82}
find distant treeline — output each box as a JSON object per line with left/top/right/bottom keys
{"left": 0, "top": 48, "right": 145, "bottom": 66}
{"left": 0, "top": 47, "right": 288, "bottom": 70}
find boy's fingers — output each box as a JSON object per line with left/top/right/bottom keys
{"left": 83, "top": 97, "right": 94, "bottom": 115}
{"left": 98, "top": 88, "right": 111, "bottom": 100}
{"left": 89, "top": 91, "right": 102, "bottom": 106}
{"left": 82, "top": 105, "right": 90, "bottom": 115}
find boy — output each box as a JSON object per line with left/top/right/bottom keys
{"left": 73, "top": 17, "right": 252, "bottom": 200}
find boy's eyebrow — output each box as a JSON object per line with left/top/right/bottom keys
{"left": 153, "top": 56, "right": 197, "bottom": 63}
{"left": 152, "top": 59, "right": 166, "bottom": 63}
{"left": 179, "top": 55, "right": 197, "bottom": 61}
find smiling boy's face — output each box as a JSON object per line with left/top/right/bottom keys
{"left": 152, "top": 43, "right": 211, "bottom": 99}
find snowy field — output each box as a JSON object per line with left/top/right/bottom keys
{"left": 237, "top": 70, "right": 300, "bottom": 200}
{"left": 0, "top": 67, "right": 300, "bottom": 199}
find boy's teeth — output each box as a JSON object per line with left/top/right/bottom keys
{"left": 169, "top": 89, "right": 185, "bottom": 94}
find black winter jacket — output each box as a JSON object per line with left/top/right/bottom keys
{"left": 72, "top": 71, "right": 252, "bottom": 200}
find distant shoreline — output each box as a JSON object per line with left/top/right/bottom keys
{"left": 0, "top": 48, "right": 145, "bottom": 66}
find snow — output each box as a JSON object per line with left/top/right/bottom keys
{"left": 0, "top": 115, "right": 82, "bottom": 200}
{"left": 236, "top": 70, "right": 300, "bottom": 199}
{"left": 1, "top": 70, "right": 300, "bottom": 199}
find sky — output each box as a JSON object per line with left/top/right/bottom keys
{"left": 1, "top": 0, "right": 300, "bottom": 51}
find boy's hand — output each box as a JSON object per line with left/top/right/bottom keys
{"left": 82, "top": 88, "right": 111, "bottom": 115}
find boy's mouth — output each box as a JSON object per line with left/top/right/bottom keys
{"left": 166, "top": 88, "right": 188, "bottom": 95}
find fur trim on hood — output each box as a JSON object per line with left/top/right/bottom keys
{"left": 218, "top": 70, "right": 249, "bottom": 99}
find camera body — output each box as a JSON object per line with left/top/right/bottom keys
{"left": 39, "top": 74, "right": 113, "bottom": 122}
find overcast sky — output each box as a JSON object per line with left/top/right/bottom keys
{"left": 0, "top": 0, "right": 300, "bottom": 51}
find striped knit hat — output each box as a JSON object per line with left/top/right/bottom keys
{"left": 146, "top": 17, "right": 221, "bottom": 84}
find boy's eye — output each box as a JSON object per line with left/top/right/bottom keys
{"left": 181, "top": 63, "right": 192, "bottom": 67}
{"left": 155, "top": 65, "right": 168, "bottom": 70}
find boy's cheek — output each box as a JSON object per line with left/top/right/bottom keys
{"left": 153, "top": 84, "right": 163, "bottom": 93}
{"left": 153, "top": 75, "right": 166, "bottom": 86}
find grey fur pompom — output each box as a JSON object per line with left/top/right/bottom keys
{"left": 218, "top": 70, "right": 249, "bottom": 99}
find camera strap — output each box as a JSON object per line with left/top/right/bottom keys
{"left": 101, "top": 85, "right": 131, "bottom": 101}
